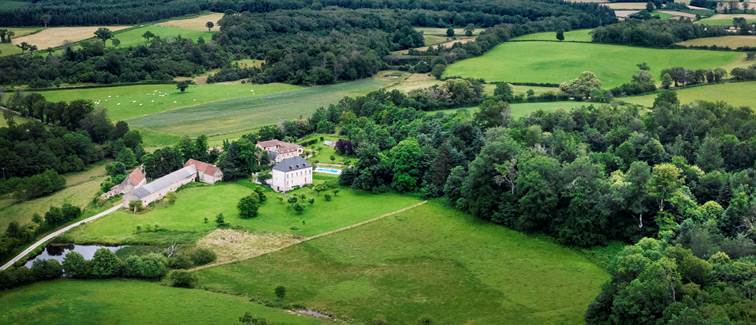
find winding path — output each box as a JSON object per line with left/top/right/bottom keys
{"left": 0, "top": 203, "right": 123, "bottom": 270}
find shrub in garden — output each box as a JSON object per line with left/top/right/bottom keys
{"left": 168, "top": 254, "right": 193, "bottom": 269}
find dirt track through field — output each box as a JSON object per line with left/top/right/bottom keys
{"left": 189, "top": 200, "right": 428, "bottom": 272}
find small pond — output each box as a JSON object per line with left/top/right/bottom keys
{"left": 25, "top": 244, "right": 126, "bottom": 268}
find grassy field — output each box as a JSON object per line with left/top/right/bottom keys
{"left": 431, "top": 101, "right": 589, "bottom": 118}
{"left": 696, "top": 14, "right": 756, "bottom": 26}
{"left": 512, "top": 29, "right": 593, "bottom": 42}
{"left": 128, "top": 73, "right": 402, "bottom": 145}
{"left": 36, "top": 83, "right": 301, "bottom": 122}
{"left": 196, "top": 201, "right": 608, "bottom": 324}
{"left": 12, "top": 26, "right": 130, "bottom": 50}
{"left": 0, "top": 279, "right": 325, "bottom": 324}
{"left": 0, "top": 27, "right": 41, "bottom": 57}
{"left": 0, "top": 162, "right": 108, "bottom": 230}
{"left": 111, "top": 25, "right": 212, "bottom": 48}
{"left": 66, "top": 182, "right": 421, "bottom": 245}
{"left": 620, "top": 81, "right": 756, "bottom": 108}
{"left": 443, "top": 41, "right": 743, "bottom": 87}
{"left": 678, "top": 35, "right": 756, "bottom": 48}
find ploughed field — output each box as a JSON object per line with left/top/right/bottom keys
{"left": 443, "top": 41, "right": 743, "bottom": 88}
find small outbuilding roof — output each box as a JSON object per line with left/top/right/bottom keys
{"left": 256, "top": 139, "right": 302, "bottom": 154}
{"left": 185, "top": 159, "right": 221, "bottom": 177}
{"left": 273, "top": 156, "right": 311, "bottom": 172}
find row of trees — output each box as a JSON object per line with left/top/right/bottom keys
{"left": 591, "top": 19, "right": 725, "bottom": 48}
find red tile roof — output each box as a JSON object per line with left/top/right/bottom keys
{"left": 184, "top": 159, "right": 221, "bottom": 177}
{"left": 125, "top": 167, "right": 145, "bottom": 186}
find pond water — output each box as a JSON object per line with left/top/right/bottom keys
{"left": 25, "top": 244, "right": 125, "bottom": 268}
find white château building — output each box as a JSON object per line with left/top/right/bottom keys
{"left": 268, "top": 156, "right": 312, "bottom": 192}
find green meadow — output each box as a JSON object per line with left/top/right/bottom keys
{"left": 0, "top": 162, "right": 108, "bottom": 230}
{"left": 36, "top": 83, "right": 301, "bottom": 122}
{"left": 66, "top": 182, "right": 421, "bottom": 245}
{"left": 0, "top": 279, "right": 324, "bottom": 324}
{"left": 128, "top": 76, "right": 399, "bottom": 143}
{"left": 196, "top": 201, "right": 608, "bottom": 324}
{"left": 511, "top": 29, "right": 593, "bottom": 42}
{"left": 620, "top": 81, "right": 756, "bottom": 108}
{"left": 110, "top": 25, "right": 212, "bottom": 48}
{"left": 443, "top": 41, "right": 743, "bottom": 87}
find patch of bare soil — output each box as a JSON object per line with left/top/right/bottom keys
{"left": 196, "top": 229, "right": 301, "bottom": 263}
{"left": 158, "top": 13, "right": 224, "bottom": 31}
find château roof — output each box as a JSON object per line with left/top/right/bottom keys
{"left": 272, "top": 156, "right": 311, "bottom": 172}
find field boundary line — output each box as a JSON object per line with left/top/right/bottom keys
{"left": 190, "top": 200, "right": 428, "bottom": 272}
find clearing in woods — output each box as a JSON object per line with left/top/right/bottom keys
{"left": 195, "top": 201, "right": 609, "bottom": 324}
{"left": 11, "top": 26, "right": 130, "bottom": 50}
{"left": 0, "top": 280, "right": 325, "bottom": 324}
{"left": 443, "top": 41, "right": 744, "bottom": 87}
{"left": 156, "top": 12, "right": 224, "bottom": 31}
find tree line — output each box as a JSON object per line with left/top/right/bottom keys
{"left": 591, "top": 19, "right": 726, "bottom": 48}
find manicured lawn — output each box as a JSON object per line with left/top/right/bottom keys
{"left": 443, "top": 41, "right": 743, "bottom": 87}
{"left": 128, "top": 74, "right": 402, "bottom": 144}
{"left": 111, "top": 25, "right": 212, "bottom": 48}
{"left": 36, "top": 83, "right": 301, "bottom": 122}
{"left": 0, "top": 279, "right": 325, "bottom": 324}
{"left": 512, "top": 29, "right": 593, "bottom": 42}
{"left": 300, "top": 134, "right": 351, "bottom": 165}
{"left": 196, "top": 201, "right": 609, "bottom": 324}
{"left": 0, "top": 162, "right": 108, "bottom": 230}
{"left": 66, "top": 182, "right": 421, "bottom": 245}
{"left": 677, "top": 35, "right": 756, "bottom": 49}
{"left": 619, "top": 81, "right": 756, "bottom": 109}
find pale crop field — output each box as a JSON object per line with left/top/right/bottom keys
{"left": 157, "top": 12, "right": 224, "bottom": 31}
{"left": 12, "top": 26, "right": 130, "bottom": 50}
{"left": 678, "top": 36, "right": 756, "bottom": 48}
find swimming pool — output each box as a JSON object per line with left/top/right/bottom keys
{"left": 315, "top": 167, "right": 342, "bottom": 175}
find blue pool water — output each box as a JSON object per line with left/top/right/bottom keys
{"left": 315, "top": 167, "right": 342, "bottom": 175}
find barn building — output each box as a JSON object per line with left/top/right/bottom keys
{"left": 185, "top": 159, "right": 224, "bottom": 184}
{"left": 101, "top": 167, "right": 146, "bottom": 200}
